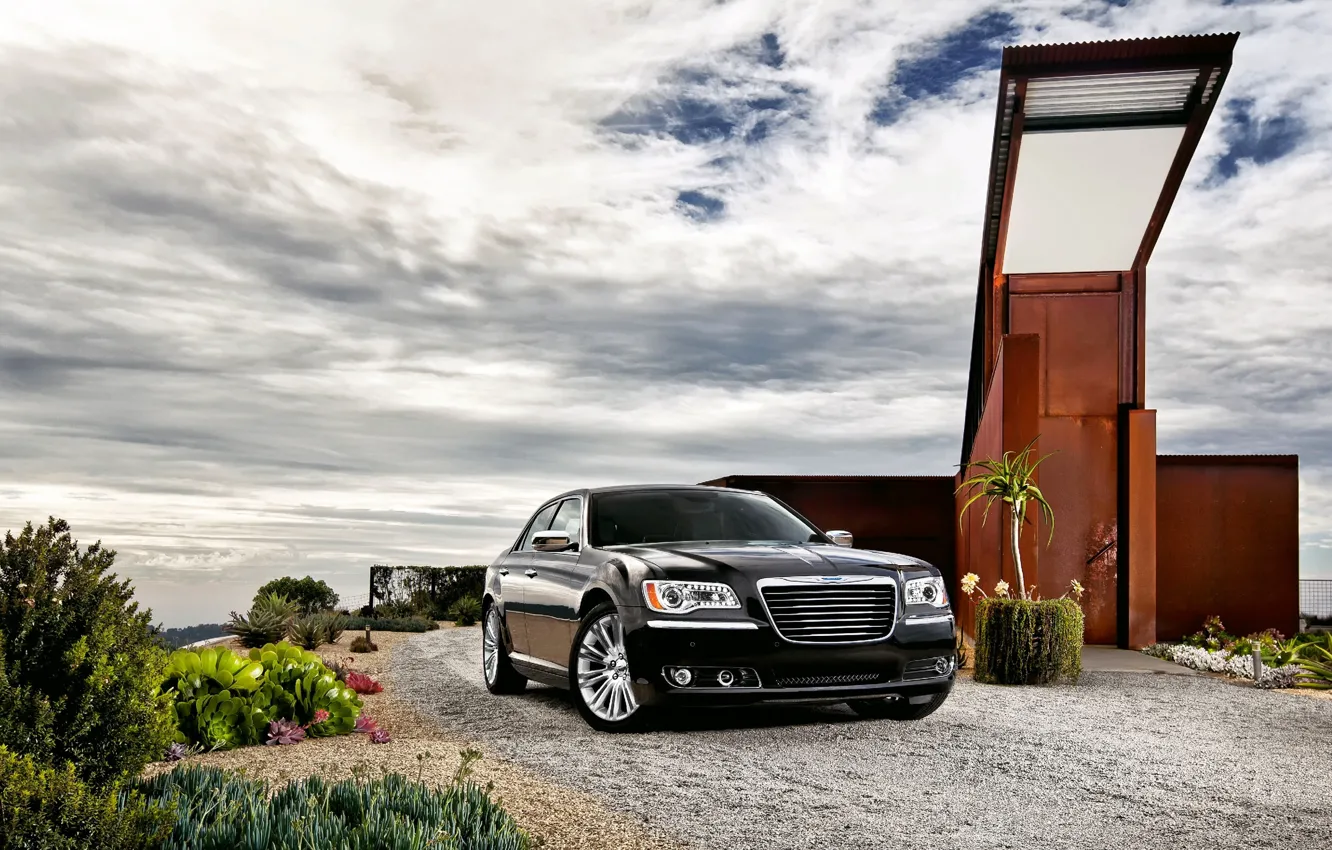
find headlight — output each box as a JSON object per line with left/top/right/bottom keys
{"left": 904, "top": 576, "right": 949, "bottom": 608}
{"left": 642, "top": 581, "right": 740, "bottom": 614}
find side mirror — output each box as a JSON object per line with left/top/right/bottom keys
{"left": 532, "top": 530, "right": 576, "bottom": 552}
{"left": 826, "top": 530, "right": 854, "bottom": 547}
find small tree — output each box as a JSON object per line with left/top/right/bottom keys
{"left": 956, "top": 437, "right": 1056, "bottom": 601}
{"left": 253, "top": 576, "right": 338, "bottom": 615}
{"left": 0, "top": 518, "right": 175, "bottom": 787}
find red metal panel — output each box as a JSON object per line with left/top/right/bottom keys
{"left": 1126, "top": 410, "right": 1157, "bottom": 649}
{"left": 707, "top": 476, "right": 958, "bottom": 586}
{"left": 1033, "top": 415, "right": 1118, "bottom": 643}
{"left": 1001, "top": 334, "right": 1042, "bottom": 594}
{"left": 1009, "top": 273, "right": 1121, "bottom": 294}
{"left": 1010, "top": 293, "right": 1120, "bottom": 417}
{"left": 1155, "top": 456, "right": 1300, "bottom": 640}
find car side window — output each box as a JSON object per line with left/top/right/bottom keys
{"left": 516, "top": 502, "right": 560, "bottom": 551}
{"left": 550, "top": 497, "right": 582, "bottom": 542}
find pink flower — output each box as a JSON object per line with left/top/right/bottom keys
{"left": 369, "top": 728, "right": 391, "bottom": 744}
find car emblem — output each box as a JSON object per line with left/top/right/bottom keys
{"left": 782, "top": 575, "right": 877, "bottom": 584}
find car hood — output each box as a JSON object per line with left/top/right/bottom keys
{"left": 611, "top": 541, "right": 933, "bottom": 579}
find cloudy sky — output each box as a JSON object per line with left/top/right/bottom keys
{"left": 1, "top": 0, "right": 1328, "bottom": 626}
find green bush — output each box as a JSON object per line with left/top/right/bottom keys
{"left": 254, "top": 577, "right": 339, "bottom": 615}
{"left": 132, "top": 762, "right": 531, "bottom": 850}
{"left": 289, "top": 612, "right": 346, "bottom": 650}
{"left": 341, "top": 616, "right": 439, "bottom": 633}
{"left": 160, "top": 642, "right": 362, "bottom": 750}
{"left": 0, "top": 518, "right": 176, "bottom": 787}
{"left": 974, "top": 597, "right": 1083, "bottom": 685}
{"left": 0, "top": 744, "right": 174, "bottom": 849}
{"left": 448, "top": 595, "right": 482, "bottom": 627}
{"left": 225, "top": 593, "right": 301, "bottom": 648}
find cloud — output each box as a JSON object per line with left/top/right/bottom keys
{"left": 1, "top": 0, "right": 1331, "bottom": 624}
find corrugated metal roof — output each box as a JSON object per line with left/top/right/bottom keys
{"left": 1002, "top": 33, "right": 1239, "bottom": 69}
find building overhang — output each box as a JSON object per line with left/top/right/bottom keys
{"left": 979, "top": 33, "right": 1238, "bottom": 276}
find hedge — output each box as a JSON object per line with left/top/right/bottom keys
{"left": 974, "top": 597, "right": 1083, "bottom": 685}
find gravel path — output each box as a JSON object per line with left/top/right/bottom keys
{"left": 393, "top": 627, "right": 1332, "bottom": 850}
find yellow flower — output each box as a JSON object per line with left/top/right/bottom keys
{"left": 994, "top": 581, "right": 1010, "bottom": 598}
{"left": 960, "top": 573, "right": 980, "bottom": 596}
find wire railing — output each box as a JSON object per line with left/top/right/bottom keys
{"left": 1301, "top": 579, "right": 1332, "bottom": 625}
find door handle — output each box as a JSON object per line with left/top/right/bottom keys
{"left": 499, "top": 568, "right": 509, "bottom": 576}
{"left": 524, "top": 569, "right": 538, "bottom": 578}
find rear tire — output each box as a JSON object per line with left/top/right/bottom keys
{"left": 482, "top": 604, "right": 527, "bottom": 695}
{"left": 848, "top": 690, "right": 949, "bottom": 721}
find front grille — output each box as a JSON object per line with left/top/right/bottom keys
{"left": 773, "top": 672, "right": 883, "bottom": 688}
{"left": 760, "top": 579, "right": 897, "bottom": 643}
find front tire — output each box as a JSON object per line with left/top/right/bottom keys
{"left": 482, "top": 605, "right": 527, "bottom": 695}
{"left": 569, "top": 602, "right": 646, "bottom": 732}
{"left": 848, "top": 690, "right": 949, "bottom": 721}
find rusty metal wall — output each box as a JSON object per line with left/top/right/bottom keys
{"left": 1009, "top": 289, "right": 1123, "bottom": 644}
{"left": 1155, "top": 455, "right": 1300, "bottom": 640}
{"left": 703, "top": 475, "right": 958, "bottom": 588}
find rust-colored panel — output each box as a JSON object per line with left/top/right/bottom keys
{"left": 1009, "top": 273, "right": 1121, "bottom": 294}
{"left": 710, "top": 476, "right": 958, "bottom": 586}
{"left": 1126, "top": 410, "right": 1157, "bottom": 649}
{"left": 1001, "top": 334, "right": 1042, "bottom": 594}
{"left": 1033, "top": 415, "right": 1118, "bottom": 643}
{"left": 1011, "top": 293, "right": 1120, "bottom": 417}
{"left": 1156, "top": 456, "right": 1300, "bottom": 639}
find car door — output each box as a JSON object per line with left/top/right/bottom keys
{"left": 524, "top": 496, "right": 588, "bottom": 667}
{"left": 504, "top": 500, "right": 560, "bottom": 657}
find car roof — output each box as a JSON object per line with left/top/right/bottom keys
{"left": 542, "top": 483, "right": 760, "bottom": 503}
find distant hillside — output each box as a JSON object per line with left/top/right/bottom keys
{"left": 155, "top": 622, "right": 229, "bottom": 649}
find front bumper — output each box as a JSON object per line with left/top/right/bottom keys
{"left": 622, "top": 607, "right": 956, "bottom": 707}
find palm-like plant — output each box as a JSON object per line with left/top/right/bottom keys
{"left": 957, "top": 437, "right": 1056, "bottom": 602}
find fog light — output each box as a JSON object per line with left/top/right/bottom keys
{"left": 670, "top": 667, "right": 693, "bottom": 687}
{"left": 716, "top": 669, "right": 735, "bottom": 687}
{"left": 934, "top": 657, "right": 953, "bottom": 675}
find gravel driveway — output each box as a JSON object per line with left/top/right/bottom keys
{"left": 392, "top": 627, "right": 1332, "bottom": 850}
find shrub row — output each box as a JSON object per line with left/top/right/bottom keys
{"left": 130, "top": 763, "right": 531, "bottom": 850}
{"left": 341, "top": 615, "right": 439, "bottom": 633}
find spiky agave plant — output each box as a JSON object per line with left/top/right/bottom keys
{"left": 1295, "top": 643, "right": 1332, "bottom": 690}
{"left": 957, "top": 436, "right": 1056, "bottom": 601}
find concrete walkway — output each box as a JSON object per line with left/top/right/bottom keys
{"left": 1082, "top": 644, "right": 1197, "bottom": 675}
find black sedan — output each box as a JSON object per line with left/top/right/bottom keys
{"left": 481, "top": 484, "right": 955, "bottom": 731}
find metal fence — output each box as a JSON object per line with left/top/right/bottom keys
{"left": 1301, "top": 579, "right": 1332, "bottom": 624}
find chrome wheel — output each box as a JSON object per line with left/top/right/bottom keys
{"left": 483, "top": 607, "right": 501, "bottom": 686}
{"left": 576, "top": 611, "right": 638, "bottom": 723}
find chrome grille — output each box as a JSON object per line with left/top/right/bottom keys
{"left": 759, "top": 578, "right": 897, "bottom": 644}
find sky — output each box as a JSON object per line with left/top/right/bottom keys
{"left": 1, "top": 0, "right": 1329, "bottom": 626}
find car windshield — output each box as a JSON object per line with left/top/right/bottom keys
{"left": 589, "top": 489, "right": 823, "bottom": 547}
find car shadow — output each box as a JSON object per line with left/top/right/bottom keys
{"left": 511, "top": 683, "right": 865, "bottom": 733}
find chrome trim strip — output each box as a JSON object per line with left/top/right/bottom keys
{"left": 645, "top": 620, "right": 759, "bottom": 630}
{"left": 509, "top": 652, "right": 566, "bottom": 672}
{"left": 900, "top": 614, "right": 954, "bottom": 626}
{"left": 757, "top": 575, "right": 899, "bottom": 645}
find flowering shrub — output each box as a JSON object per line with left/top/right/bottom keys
{"left": 1142, "top": 643, "right": 1303, "bottom": 689}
